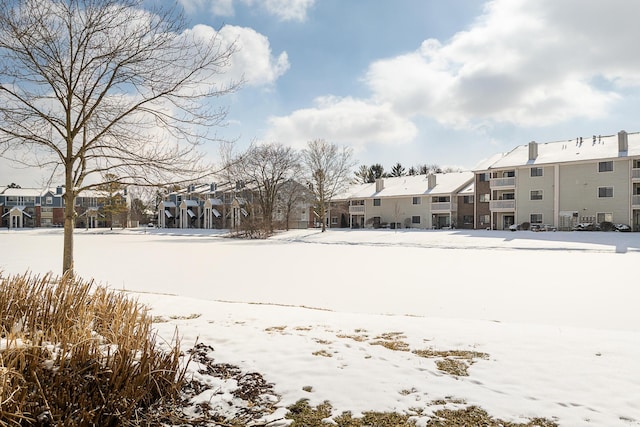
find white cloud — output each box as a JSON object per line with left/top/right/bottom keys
{"left": 264, "top": 96, "right": 418, "bottom": 150}
{"left": 247, "top": 0, "right": 316, "bottom": 22}
{"left": 187, "top": 24, "right": 289, "bottom": 87}
{"left": 181, "top": 0, "right": 315, "bottom": 22}
{"left": 365, "top": 0, "right": 640, "bottom": 128}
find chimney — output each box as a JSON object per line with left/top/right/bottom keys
{"left": 618, "top": 130, "right": 628, "bottom": 152}
{"left": 375, "top": 178, "right": 384, "bottom": 192}
{"left": 528, "top": 141, "right": 538, "bottom": 160}
{"left": 427, "top": 173, "right": 436, "bottom": 190}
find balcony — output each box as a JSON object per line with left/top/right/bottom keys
{"left": 431, "top": 202, "right": 451, "bottom": 212}
{"left": 349, "top": 205, "right": 365, "bottom": 215}
{"left": 490, "top": 200, "right": 515, "bottom": 210}
{"left": 490, "top": 177, "right": 515, "bottom": 189}
{"left": 633, "top": 195, "right": 640, "bottom": 207}
{"left": 632, "top": 168, "right": 640, "bottom": 180}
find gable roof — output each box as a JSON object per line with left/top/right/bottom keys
{"left": 484, "top": 132, "right": 640, "bottom": 170}
{"left": 340, "top": 172, "right": 474, "bottom": 200}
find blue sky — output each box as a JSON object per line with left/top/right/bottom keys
{"left": 4, "top": 0, "right": 640, "bottom": 186}
{"left": 174, "top": 0, "right": 640, "bottom": 172}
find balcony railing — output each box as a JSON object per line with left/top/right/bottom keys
{"left": 632, "top": 195, "right": 640, "bottom": 207}
{"left": 431, "top": 202, "right": 451, "bottom": 212}
{"left": 490, "top": 177, "right": 515, "bottom": 188}
{"left": 632, "top": 168, "right": 640, "bottom": 180}
{"left": 349, "top": 205, "right": 366, "bottom": 215}
{"left": 490, "top": 200, "right": 515, "bottom": 210}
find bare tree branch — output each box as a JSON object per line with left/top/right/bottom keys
{"left": 0, "top": 0, "right": 242, "bottom": 274}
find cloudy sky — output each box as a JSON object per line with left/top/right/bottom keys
{"left": 4, "top": 0, "right": 640, "bottom": 186}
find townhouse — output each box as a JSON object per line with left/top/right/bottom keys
{"left": 475, "top": 130, "right": 640, "bottom": 231}
{"left": 335, "top": 172, "right": 475, "bottom": 230}
{"left": 0, "top": 186, "right": 128, "bottom": 229}
{"left": 157, "top": 179, "right": 314, "bottom": 230}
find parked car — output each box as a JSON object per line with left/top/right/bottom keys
{"left": 509, "top": 223, "right": 521, "bottom": 231}
{"left": 614, "top": 223, "right": 631, "bottom": 232}
{"left": 530, "top": 224, "right": 556, "bottom": 231}
{"left": 572, "top": 222, "right": 598, "bottom": 231}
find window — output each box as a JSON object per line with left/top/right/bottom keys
{"left": 530, "top": 190, "right": 543, "bottom": 201}
{"left": 351, "top": 199, "right": 364, "bottom": 206}
{"left": 598, "top": 187, "right": 614, "bottom": 198}
{"left": 478, "top": 173, "right": 489, "bottom": 182}
{"left": 412, "top": 216, "right": 421, "bottom": 224}
{"left": 530, "top": 213, "right": 543, "bottom": 224}
{"left": 500, "top": 193, "right": 515, "bottom": 200}
{"left": 463, "top": 215, "right": 473, "bottom": 225}
{"left": 46, "top": 196, "right": 53, "bottom": 205}
{"left": 503, "top": 171, "right": 515, "bottom": 177}
{"left": 463, "top": 195, "right": 474, "bottom": 204}
{"left": 479, "top": 214, "right": 490, "bottom": 225}
{"left": 412, "top": 197, "right": 421, "bottom": 205}
{"left": 479, "top": 194, "right": 490, "bottom": 203}
{"left": 331, "top": 217, "right": 338, "bottom": 225}
{"left": 373, "top": 198, "right": 381, "bottom": 206}
{"left": 530, "top": 167, "right": 543, "bottom": 177}
{"left": 432, "top": 196, "right": 450, "bottom": 203}
{"left": 598, "top": 161, "right": 613, "bottom": 172}
{"left": 597, "top": 212, "right": 613, "bottom": 223}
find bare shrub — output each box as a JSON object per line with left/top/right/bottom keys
{"left": 0, "top": 272, "right": 184, "bottom": 426}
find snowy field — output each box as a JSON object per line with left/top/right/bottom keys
{"left": 1, "top": 228, "right": 639, "bottom": 426}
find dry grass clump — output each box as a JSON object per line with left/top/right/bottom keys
{"left": 286, "top": 399, "right": 417, "bottom": 427}
{"left": 0, "top": 272, "right": 183, "bottom": 426}
{"left": 425, "top": 405, "right": 558, "bottom": 427}
{"left": 413, "top": 348, "right": 490, "bottom": 377}
{"left": 370, "top": 332, "right": 410, "bottom": 352}
{"left": 285, "top": 400, "right": 557, "bottom": 427}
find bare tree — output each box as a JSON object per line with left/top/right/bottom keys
{"left": 0, "top": 0, "right": 240, "bottom": 274}
{"left": 277, "top": 179, "right": 312, "bottom": 230}
{"left": 302, "top": 139, "right": 354, "bottom": 232}
{"left": 224, "top": 143, "right": 300, "bottom": 234}
{"left": 97, "top": 174, "right": 128, "bottom": 230}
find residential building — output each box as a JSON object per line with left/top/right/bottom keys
{"left": 0, "top": 186, "right": 128, "bottom": 229}
{"left": 337, "top": 172, "right": 475, "bottom": 229}
{"left": 157, "top": 179, "right": 314, "bottom": 230}
{"left": 475, "top": 131, "right": 640, "bottom": 230}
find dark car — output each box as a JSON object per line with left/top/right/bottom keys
{"left": 614, "top": 223, "right": 631, "bottom": 232}
{"left": 573, "top": 222, "right": 595, "bottom": 231}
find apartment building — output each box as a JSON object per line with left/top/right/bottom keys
{"left": 0, "top": 186, "right": 128, "bottom": 229}
{"left": 475, "top": 130, "right": 640, "bottom": 230}
{"left": 157, "top": 180, "right": 314, "bottom": 230}
{"left": 337, "top": 172, "right": 475, "bottom": 230}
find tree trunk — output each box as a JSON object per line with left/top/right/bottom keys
{"left": 63, "top": 189, "right": 75, "bottom": 275}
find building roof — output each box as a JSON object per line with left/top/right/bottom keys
{"left": 484, "top": 132, "right": 640, "bottom": 170}
{"left": 340, "top": 171, "right": 474, "bottom": 200}
{"left": 2, "top": 188, "right": 45, "bottom": 197}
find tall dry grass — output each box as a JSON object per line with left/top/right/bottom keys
{"left": 0, "top": 272, "right": 184, "bottom": 426}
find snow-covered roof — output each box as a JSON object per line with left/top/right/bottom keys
{"left": 161, "top": 201, "right": 176, "bottom": 208}
{"left": 2, "top": 188, "right": 44, "bottom": 197}
{"left": 485, "top": 132, "right": 640, "bottom": 170}
{"left": 458, "top": 181, "right": 475, "bottom": 195}
{"left": 339, "top": 172, "right": 474, "bottom": 200}
{"left": 183, "top": 199, "right": 199, "bottom": 207}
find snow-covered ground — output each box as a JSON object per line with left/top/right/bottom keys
{"left": 1, "top": 228, "right": 639, "bottom": 426}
